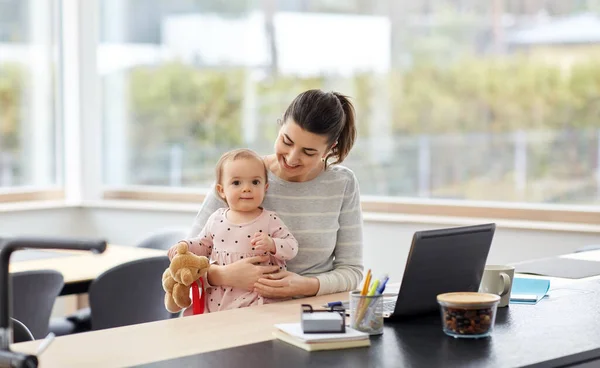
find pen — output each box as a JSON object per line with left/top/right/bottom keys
{"left": 367, "top": 279, "right": 380, "bottom": 297}
{"left": 377, "top": 275, "right": 389, "bottom": 294}
{"left": 357, "top": 279, "right": 380, "bottom": 324}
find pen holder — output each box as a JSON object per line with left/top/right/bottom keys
{"left": 349, "top": 290, "right": 383, "bottom": 335}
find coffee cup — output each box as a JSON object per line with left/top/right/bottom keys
{"left": 478, "top": 265, "right": 515, "bottom": 307}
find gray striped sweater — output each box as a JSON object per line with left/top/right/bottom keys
{"left": 188, "top": 165, "right": 364, "bottom": 296}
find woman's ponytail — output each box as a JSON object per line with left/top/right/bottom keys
{"left": 326, "top": 92, "right": 356, "bottom": 166}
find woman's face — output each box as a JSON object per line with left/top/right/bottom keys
{"left": 274, "top": 120, "right": 330, "bottom": 181}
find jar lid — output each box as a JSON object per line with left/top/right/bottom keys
{"left": 437, "top": 292, "right": 500, "bottom": 306}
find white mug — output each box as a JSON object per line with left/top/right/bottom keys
{"left": 479, "top": 265, "right": 515, "bottom": 307}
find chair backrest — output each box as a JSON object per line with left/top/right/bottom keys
{"left": 136, "top": 228, "right": 188, "bottom": 250}
{"left": 89, "top": 256, "right": 171, "bottom": 331}
{"left": 11, "top": 270, "right": 64, "bottom": 339}
{"left": 12, "top": 318, "right": 34, "bottom": 343}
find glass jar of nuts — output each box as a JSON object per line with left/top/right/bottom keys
{"left": 437, "top": 292, "right": 500, "bottom": 339}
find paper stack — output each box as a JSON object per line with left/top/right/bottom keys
{"left": 272, "top": 323, "right": 370, "bottom": 351}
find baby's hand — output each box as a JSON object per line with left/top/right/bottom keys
{"left": 251, "top": 232, "right": 275, "bottom": 254}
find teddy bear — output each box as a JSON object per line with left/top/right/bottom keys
{"left": 162, "top": 241, "right": 210, "bottom": 313}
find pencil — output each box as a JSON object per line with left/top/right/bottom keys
{"left": 357, "top": 279, "right": 380, "bottom": 324}
{"left": 361, "top": 269, "right": 372, "bottom": 296}
{"left": 354, "top": 270, "right": 372, "bottom": 325}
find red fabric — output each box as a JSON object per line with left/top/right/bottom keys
{"left": 191, "top": 278, "right": 205, "bottom": 315}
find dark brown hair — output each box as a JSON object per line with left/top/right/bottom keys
{"left": 215, "top": 148, "right": 268, "bottom": 200}
{"left": 282, "top": 89, "right": 356, "bottom": 167}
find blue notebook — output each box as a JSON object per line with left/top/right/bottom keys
{"left": 509, "top": 278, "right": 550, "bottom": 305}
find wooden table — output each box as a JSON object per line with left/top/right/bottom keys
{"left": 10, "top": 245, "right": 166, "bottom": 295}
{"left": 11, "top": 292, "right": 347, "bottom": 367}
{"left": 11, "top": 250, "right": 600, "bottom": 367}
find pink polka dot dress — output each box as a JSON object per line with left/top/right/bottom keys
{"left": 185, "top": 208, "right": 298, "bottom": 312}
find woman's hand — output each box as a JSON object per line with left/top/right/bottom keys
{"left": 254, "top": 271, "right": 320, "bottom": 299}
{"left": 208, "top": 256, "right": 279, "bottom": 291}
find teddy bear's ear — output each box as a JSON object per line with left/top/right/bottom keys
{"left": 176, "top": 242, "right": 189, "bottom": 254}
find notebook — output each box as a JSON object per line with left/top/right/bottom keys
{"left": 272, "top": 323, "right": 370, "bottom": 352}
{"left": 509, "top": 277, "right": 551, "bottom": 305}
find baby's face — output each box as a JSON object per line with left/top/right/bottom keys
{"left": 218, "top": 158, "right": 268, "bottom": 212}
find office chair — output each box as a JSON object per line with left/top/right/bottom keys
{"left": 90, "top": 256, "right": 172, "bottom": 330}
{"left": 52, "top": 256, "right": 172, "bottom": 334}
{"left": 12, "top": 318, "right": 35, "bottom": 343}
{"left": 136, "top": 228, "right": 188, "bottom": 250}
{"left": 11, "top": 270, "right": 64, "bottom": 339}
{"left": 136, "top": 229, "right": 187, "bottom": 319}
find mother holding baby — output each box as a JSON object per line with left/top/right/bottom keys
{"left": 176, "top": 89, "right": 364, "bottom": 300}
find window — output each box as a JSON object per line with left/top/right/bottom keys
{"left": 100, "top": 0, "right": 600, "bottom": 207}
{"left": 0, "top": 0, "right": 60, "bottom": 190}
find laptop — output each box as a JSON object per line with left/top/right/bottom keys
{"left": 383, "top": 223, "right": 496, "bottom": 319}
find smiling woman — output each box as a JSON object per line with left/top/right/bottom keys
{"left": 168, "top": 89, "right": 364, "bottom": 313}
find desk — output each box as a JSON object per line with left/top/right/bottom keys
{"left": 11, "top": 292, "right": 347, "bottom": 367}
{"left": 11, "top": 252, "right": 600, "bottom": 368}
{"left": 9, "top": 245, "right": 166, "bottom": 295}
{"left": 10, "top": 279, "right": 600, "bottom": 368}
{"left": 142, "top": 281, "right": 600, "bottom": 368}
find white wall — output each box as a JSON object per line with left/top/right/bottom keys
{"left": 0, "top": 206, "right": 91, "bottom": 238}
{"left": 3, "top": 204, "right": 597, "bottom": 283}
{"left": 362, "top": 220, "right": 599, "bottom": 282}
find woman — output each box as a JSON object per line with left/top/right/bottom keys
{"left": 180, "top": 89, "right": 363, "bottom": 300}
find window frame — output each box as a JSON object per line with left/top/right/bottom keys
{"left": 102, "top": 188, "right": 600, "bottom": 226}
{"left": 0, "top": 0, "right": 63, "bottom": 195}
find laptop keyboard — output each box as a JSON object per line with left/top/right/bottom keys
{"left": 383, "top": 299, "right": 396, "bottom": 313}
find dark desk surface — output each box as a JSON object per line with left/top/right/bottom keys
{"left": 143, "top": 280, "right": 600, "bottom": 368}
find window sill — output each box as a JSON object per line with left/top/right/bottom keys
{"left": 0, "top": 189, "right": 65, "bottom": 212}
{"left": 360, "top": 195, "right": 600, "bottom": 226}
{"left": 103, "top": 189, "right": 600, "bottom": 226}
{"left": 2, "top": 189, "right": 599, "bottom": 234}
{"left": 0, "top": 200, "right": 73, "bottom": 213}
{"left": 97, "top": 197, "right": 600, "bottom": 234}
{"left": 103, "top": 187, "right": 208, "bottom": 203}
{"left": 362, "top": 212, "right": 600, "bottom": 234}
{"left": 82, "top": 199, "right": 200, "bottom": 213}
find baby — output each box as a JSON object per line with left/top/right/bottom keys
{"left": 168, "top": 148, "right": 298, "bottom": 312}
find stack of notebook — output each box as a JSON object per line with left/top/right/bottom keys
{"left": 273, "top": 323, "right": 370, "bottom": 351}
